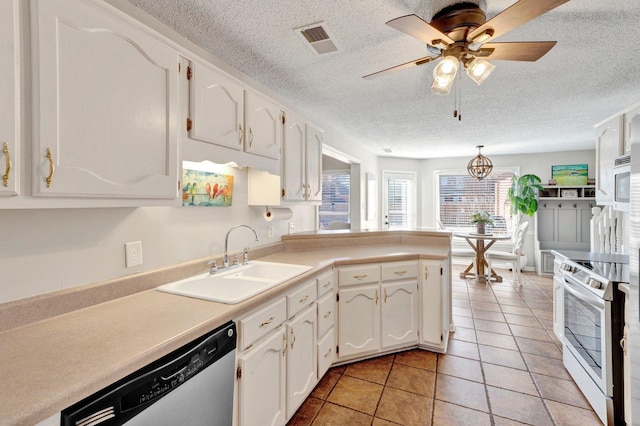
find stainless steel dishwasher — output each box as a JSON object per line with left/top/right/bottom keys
{"left": 62, "top": 321, "right": 236, "bottom": 426}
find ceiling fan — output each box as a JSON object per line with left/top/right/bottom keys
{"left": 364, "top": 0, "right": 570, "bottom": 94}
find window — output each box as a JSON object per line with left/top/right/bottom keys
{"left": 436, "top": 168, "right": 517, "bottom": 233}
{"left": 383, "top": 171, "right": 416, "bottom": 228}
{"left": 319, "top": 170, "right": 350, "bottom": 229}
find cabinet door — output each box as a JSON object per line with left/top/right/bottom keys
{"left": 420, "top": 260, "right": 443, "bottom": 346}
{"left": 0, "top": 0, "right": 19, "bottom": 197}
{"left": 286, "top": 306, "right": 317, "bottom": 419}
{"left": 305, "top": 124, "right": 323, "bottom": 202}
{"left": 245, "top": 90, "right": 281, "bottom": 159}
{"left": 552, "top": 275, "right": 564, "bottom": 339}
{"left": 557, "top": 207, "right": 578, "bottom": 243}
{"left": 238, "top": 326, "right": 287, "bottom": 426}
{"left": 189, "top": 61, "right": 244, "bottom": 151}
{"left": 381, "top": 281, "right": 418, "bottom": 349}
{"left": 595, "top": 116, "right": 623, "bottom": 204}
{"left": 282, "top": 112, "right": 306, "bottom": 201}
{"left": 32, "top": 0, "right": 179, "bottom": 199}
{"left": 624, "top": 104, "right": 640, "bottom": 154}
{"left": 537, "top": 204, "right": 556, "bottom": 242}
{"left": 338, "top": 285, "right": 380, "bottom": 358}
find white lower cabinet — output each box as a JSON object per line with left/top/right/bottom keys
{"left": 237, "top": 325, "right": 287, "bottom": 426}
{"left": 420, "top": 259, "right": 446, "bottom": 349}
{"left": 338, "top": 261, "right": 419, "bottom": 360}
{"left": 285, "top": 305, "right": 317, "bottom": 419}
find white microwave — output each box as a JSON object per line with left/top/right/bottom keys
{"left": 613, "top": 155, "right": 630, "bottom": 211}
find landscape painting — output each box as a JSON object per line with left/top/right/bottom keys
{"left": 551, "top": 164, "right": 588, "bottom": 186}
{"left": 182, "top": 168, "right": 234, "bottom": 207}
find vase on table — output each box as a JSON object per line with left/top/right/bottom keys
{"left": 476, "top": 223, "right": 486, "bottom": 234}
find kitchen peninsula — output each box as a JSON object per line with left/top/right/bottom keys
{"left": 0, "top": 229, "right": 451, "bottom": 425}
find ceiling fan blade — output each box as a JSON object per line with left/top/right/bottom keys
{"left": 476, "top": 41, "right": 557, "bottom": 61}
{"left": 468, "top": 0, "right": 569, "bottom": 43}
{"left": 386, "top": 14, "right": 454, "bottom": 48}
{"left": 363, "top": 56, "right": 436, "bottom": 80}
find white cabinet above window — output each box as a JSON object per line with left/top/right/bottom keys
{"left": 31, "top": 0, "right": 179, "bottom": 200}
{"left": 282, "top": 112, "right": 322, "bottom": 203}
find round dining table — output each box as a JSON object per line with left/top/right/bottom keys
{"left": 453, "top": 232, "right": 512, "bottom": 282}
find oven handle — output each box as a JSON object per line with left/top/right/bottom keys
{"left": 563, "top": 278, "right": 605, "bottom": 310}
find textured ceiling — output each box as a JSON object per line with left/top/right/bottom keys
{"left": 126, "top": 0, "right": 640, "bottom": 159}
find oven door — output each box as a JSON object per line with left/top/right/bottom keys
{"left": 563, "top": 275, "right": 612, "bottom": 395}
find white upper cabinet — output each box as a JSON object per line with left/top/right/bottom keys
{"left": 31, "top": 0, "right": 179, "bottom": 199}
{"left": 0, "top": 0, "right": 20, "bottom": 197}
{"left": 282, "top": 112, "right": 323, "bottom": 203}
{"left": 624, "top": 104, "right": 640, "bottom": 154}
{"left": 595, "top": 115, "right": 623, "bottom": 205}
{"left": 187, "top": 61, "right": 281, "bottom": 160}
{"left": 244, "top": 89, "right": 281, "bottom": 159}
{"left": 189, "top": 61, "right": 244, "bottom": 151}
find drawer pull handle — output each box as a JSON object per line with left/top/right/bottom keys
{"left": 384, "top": 289, "right": 388, "bottom": 303}
{"left": 324, "top": 310, "right": 332, "bottom": 319}
{"left": 290, "top": 328, "right": 296, "bottom": 349}
{"left": 239, "top": 124, "right": 245, "bottom": 145}
{"left": 45, "top": 148, "right": 55, "bottom": 188}
{"left": 375, "top": 289, "right": 379, "bottom": 305}
{"left": 299, "top": 295, "right": 309, "bottom": 303}
{"left": 324, "top": 348, "right": 332, "bottom": 358}
{"left": 323, "top": 281, "right": 331, "bottom": 288}
{"left": 2, "top": 143, "right": 10, "bottom": 187}
{"left": 394, "top": 270, "right": 407, "bottom": 276}
{"left": 248, "top": 128, "right": 254, "bottom": 147}
{"left": 259, "top": 316, "right": 275, "bottom": 327}
{"left": 425, "top": 267, "right": 429, "bottom": 281}
{"left": 353, "top": 274, "right": 368, "bottom": 280}
{"left": 282, "top": 333, "right": 287, "bottom": 357}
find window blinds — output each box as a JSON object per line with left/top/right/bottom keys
{"left": 387, "top": 176, "right": 414, "bottom": 227}
{"left": 319, "top": 171, "right": 350, "bottom": 229}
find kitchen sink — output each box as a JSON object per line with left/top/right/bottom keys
{"left": 156, "top": 261, "right": 313, "bottom": 304}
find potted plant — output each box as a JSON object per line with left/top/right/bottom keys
{"left": 507, "top": 173, "right": 543, "bottom": 270}
{"left": 470, "top": 211, "right": 493, "bottom": 234}
{"left": 508, "top": 174, "right": 543, "bottom": 218}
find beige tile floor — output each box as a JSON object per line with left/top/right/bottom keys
{"left": 287, "top": 266, "right": 604, "bottom": 426}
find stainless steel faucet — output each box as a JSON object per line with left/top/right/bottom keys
{"left": 223, "top": 225, "right": 259, "bottom": 268}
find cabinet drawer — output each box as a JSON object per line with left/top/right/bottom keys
{"left": 317, "top": 292, "right": 335, "bottom": 337}
{"left": 317, "top": 328, "right": 335, "bottom": 378}
{"left": 317, "top": 269, "right": 335, "bottom": 297}
{"left": 381, "top": 262, "right": 418, "bottom": 282}
{"left": 238, "top": 298, "right": 287, "bottom": 350}
{"left": 338, "top": 265, "right": 380, "bottom": 286}
{"left": 287, "top": 280, "right": 317, "bottom": 318}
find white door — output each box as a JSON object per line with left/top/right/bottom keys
{"left": 381, "top": 281, "right": 418, "bottom": 349}
{"left": 305, "top": 124, "right": 323, "bottom": 202}
{"left": 338, "top": 285, "right": 380, "bottom": 358}
{"left": 189, "top": 61, "right": 244, "bottom": 150}
{"left": 382, "top": 171, "right": 417, "bottom": 228}
{"left": 286, "top": 306, "right": 317, "bottom": 419}
{"left": 244, "top": 90, "right": 281, "bottom": 159}
{"left": 420, "top": 260, "right": 443, "bottom": 346}
{"left": 32, "top": 0, "right": 179, "bottom": 199}
{"left": 0, "top": 0, "right": 19, "bottom": 196}
{"left": 238, "top": 327, "right": 287, "bottom": 426}
{"left": 282, "top": 112, "right": 306, "bottom": 201}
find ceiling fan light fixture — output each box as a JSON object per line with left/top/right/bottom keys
{"left": 467, "top": 145, "right": 493, "bottom": 180}
{"left": 433, "top": 56, "right": 459, "bottom": 85}
{"left": 430, "top": 77, "right": 454, "bottom": 95}
{"left": 465, "top": 58, "right": 496, "bottom": 85}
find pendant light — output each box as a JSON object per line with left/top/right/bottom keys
{"left": 467, "top": 145, "right": 493, "bottom": 180}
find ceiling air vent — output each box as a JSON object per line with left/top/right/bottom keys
{"left": 295, "top": 22, "right": 338, "bottom": 55}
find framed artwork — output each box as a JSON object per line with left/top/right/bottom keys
{"left": 551, "top": 164, "right": 588, "bottom": 186}
{"left": 182, "top": 167, "right": 234, "bottom": 206}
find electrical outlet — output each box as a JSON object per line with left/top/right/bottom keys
{"left": 125, "top": 241, "right": 143, "bottom": 267}
{"left": 289, "top": 222, "right": 295, "bottom": 234}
